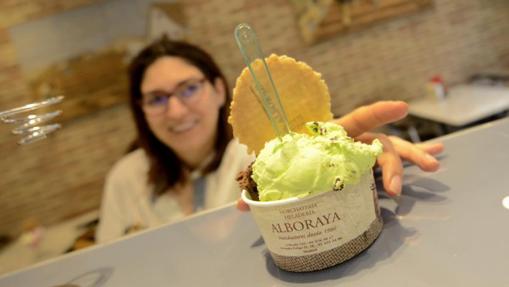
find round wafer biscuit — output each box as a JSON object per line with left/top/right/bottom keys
{"left": 229, "top": 54, "right": 333, "bottom": 154}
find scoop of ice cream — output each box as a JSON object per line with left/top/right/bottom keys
{"left": 236, "top": 163, "right": 259, "bottom": 201}
{"left": 251, "top": 121, "right": 383, "bottom": 201}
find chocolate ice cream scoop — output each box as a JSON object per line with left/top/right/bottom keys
{"left": 236, "top": 163, "right": 259, "bottom": 201}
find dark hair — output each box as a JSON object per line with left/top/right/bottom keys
{"left": 127, "top": 36, "right": 232, "bottom": 196}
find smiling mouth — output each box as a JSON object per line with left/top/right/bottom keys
{"left": 169, "top": 119, "right": 198, "bottom": 133}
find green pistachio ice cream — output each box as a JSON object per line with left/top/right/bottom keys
{"left": 252, "top": 121, "right": 383, "bottom": 202}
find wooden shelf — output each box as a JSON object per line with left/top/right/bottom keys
{"left": 292, "top": 0, "right": 434, "bottom": 44}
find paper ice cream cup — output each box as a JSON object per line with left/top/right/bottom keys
{"left": 241, "top": 171, "right": 383, "bottom": 272}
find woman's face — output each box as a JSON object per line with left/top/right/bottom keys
{"left": 140, "top": 56, "right": 225, "bottom": 168}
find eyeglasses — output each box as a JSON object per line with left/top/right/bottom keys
{"left": 141, "top": 78, "right": 207, "bottom": 116}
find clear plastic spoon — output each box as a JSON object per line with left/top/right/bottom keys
{"left": 234, "top": 23, "right": 290, "bottom": 138}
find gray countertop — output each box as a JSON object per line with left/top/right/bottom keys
{"left": 1, "top": 118, "right": 509, "bottom": 287}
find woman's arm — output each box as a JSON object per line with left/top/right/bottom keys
{"left": 95, "top": 171, "right": 129, "bottom": 244}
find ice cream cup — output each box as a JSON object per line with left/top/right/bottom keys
{"left": 241, "top": 171, "right": 383, "bottom": 272}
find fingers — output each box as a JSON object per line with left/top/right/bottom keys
{"left": 416, "top": 141, "right": 444, "bottom": 155}
{"left": 388, "top": 136, "right": 443, "bottom": 172}
{"left": 236, "top": 199, "right": 250, "bottom": 211}
{"left": 357, "top": 132, "right": 444, "bottom": 196}
{"left": 376, "top": 135, "right": 404, "bottom": 196}
{"left": 357, "top": 133, "right": 403, "bottom": 196}
{"left": 336, "top": 101, "right": 408, "bottom": 138}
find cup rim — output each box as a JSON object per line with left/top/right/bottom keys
{"left": 241, "top": 189, "right": 330, "bottom": 208}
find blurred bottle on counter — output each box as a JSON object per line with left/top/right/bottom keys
{"left": 19, "top": 218, "right": 45, "bottom": 251}
{"left": 427, "top": 75, "right": 447, "bottom": 100}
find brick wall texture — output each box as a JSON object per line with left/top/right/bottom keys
{"left": 1, "top": 0, "right": 509, "bottom": 236}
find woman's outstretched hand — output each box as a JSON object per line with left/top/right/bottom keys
{"left": 336, "top": 101, "right": 443, "bottom": 196}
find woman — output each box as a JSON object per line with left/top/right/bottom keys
{"left": 96, "top": 37, "right": 254, "bottom": 243}
{"left": 97, "top": 36, "right": 443, "bottom": 243}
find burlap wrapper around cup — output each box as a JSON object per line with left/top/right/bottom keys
{"left": 242, "top": 172, "right": 382, "bottom": 272}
